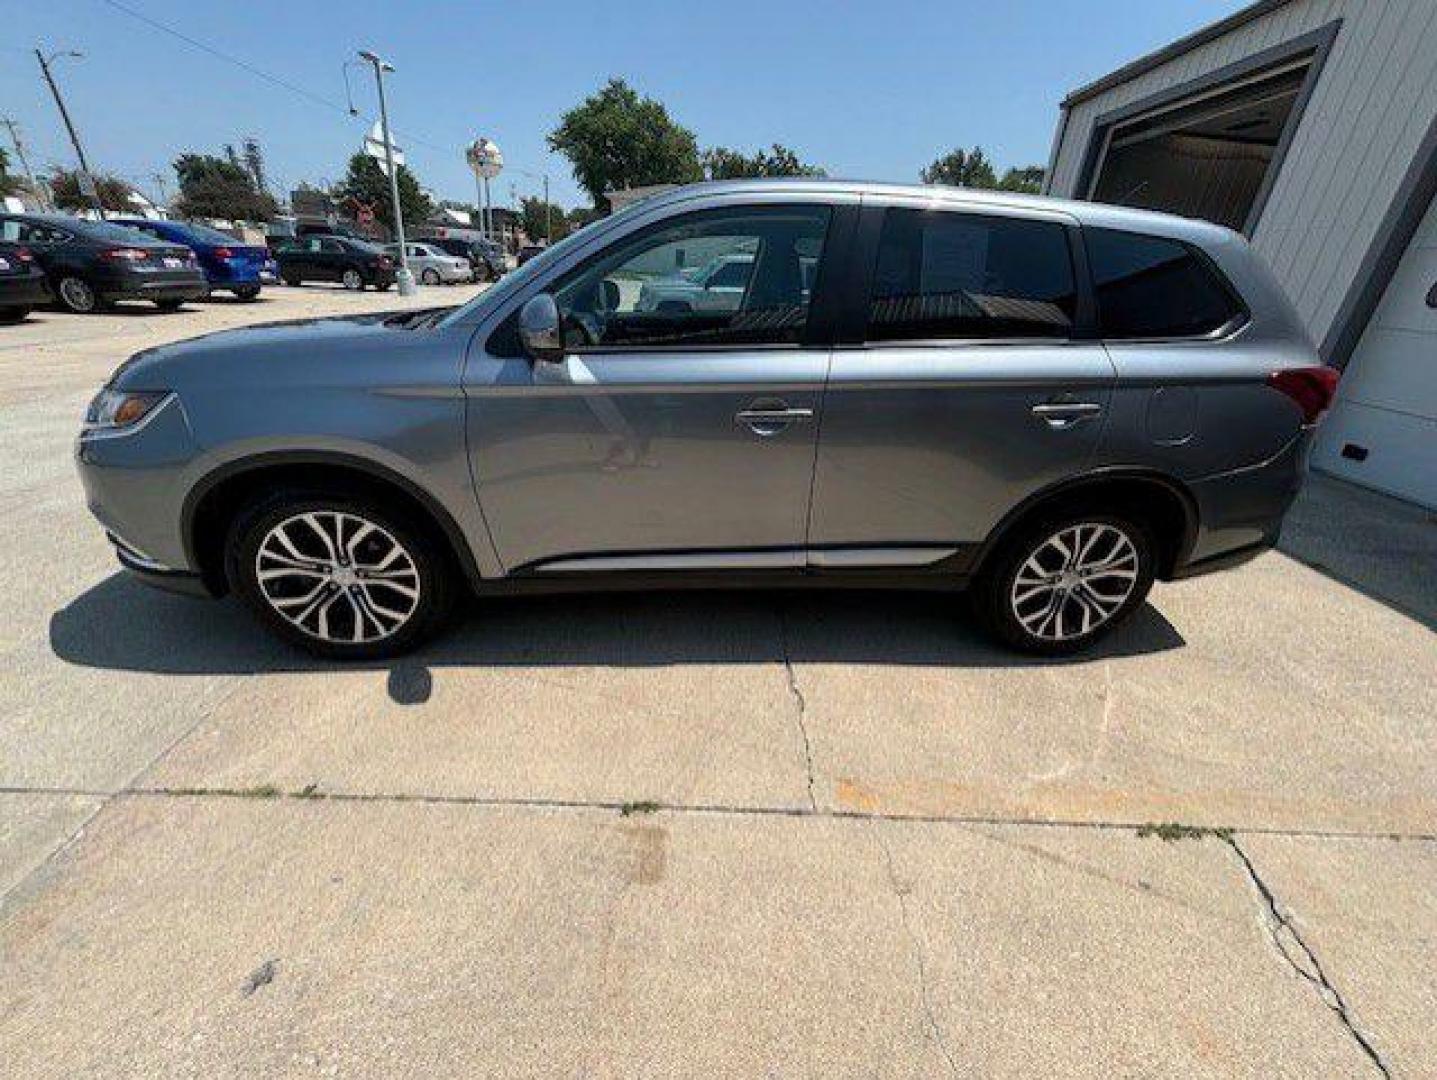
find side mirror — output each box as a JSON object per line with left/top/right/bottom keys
{"left": 518, "top": 293, "right": 563, "bottom": 363}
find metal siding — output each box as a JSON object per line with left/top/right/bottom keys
{"left": 1048, "top": 0, "right": 1437, "bottom": 348}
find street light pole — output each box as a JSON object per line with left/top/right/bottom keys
{"left": 358, "top": 49, "right": 416, "bottom": 296}
{"left": 35, "top": 49, "right": 103, "bottom": 217}
{"left": 544, "top": 173, "right": 551, "bottom": 242}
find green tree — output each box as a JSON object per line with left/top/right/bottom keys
{"left": 335, "top": 153, "right": 433, "bottom": 235}
{"left": 49, "top": 167, "right": 137, "bottom": 212}
{"left": 998, "top": 165, "right": 1046, "bottom": 194}
{"left": 520, "top": 195, "right": 571, "bottom": 242}
{"left": 0, "top": 147, "right": 16, "bottom": 197}
{"left": 172, "top": 153, "right": 279, "bottom": 221}
{"left": 702, "top": 144, "right": 825, "bottom": 180}
{"left": 549, "top": 78, "right": 702, "bottom": 211}
{"left": 920, "top": 146, "right": 998, "bottom": 189}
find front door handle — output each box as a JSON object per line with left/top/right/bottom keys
{"left": 1031, "top": 401, "right": 1103, "bottom": 430}
{"left": 735, "top": 403, "right": 814, "bottom": 436}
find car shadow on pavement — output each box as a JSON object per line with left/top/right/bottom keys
{"left": 1279, "top": 473, "right": 1436, "bottom": 630}
{"left": 50, "top": 572, "right": 1186, "bottom": 692}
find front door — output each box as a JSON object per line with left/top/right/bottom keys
{"left": 464, "top": 202, "right": 842, "bottom": 573}
{"left": 810, "top": 204, "right": 1115, "bottom": 555}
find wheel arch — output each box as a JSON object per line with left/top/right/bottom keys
{"left": 971, "top": 469, "right": 1199, "bottom": 582}
{"left": 182, "top": 451, "right": 484, "bottom": 596}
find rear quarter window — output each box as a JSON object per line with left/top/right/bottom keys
{"left": 1086, "top": 227, "right": 1246, "bottom": 340}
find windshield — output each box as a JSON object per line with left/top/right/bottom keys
{"left": 435, "top": 203, "right": 650, "bottom": 329}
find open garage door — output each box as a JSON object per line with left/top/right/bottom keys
{"left": 1083, "top": 57, "right": 1320, "bottom": 233}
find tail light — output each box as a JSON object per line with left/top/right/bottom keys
{"left": 101, "top": 248, "right": 149, "bottom": 262}
{"left": 376, "top": 256, "right": 393, "bottom": 268}
{"left": 213, "top": 246, "right": 233, "bottom": 259}
{"left": 1268, "top": 366, "right": 1340, "bottom": 425}
{"left": 16, "top": 247, "right": 34, "bottom": 262}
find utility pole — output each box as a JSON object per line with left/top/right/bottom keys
{"left": 358, "top": 49, "right": 416, "bottom": 296}
{"left": 0, "top": 118, "right": 48, "bottom": 209}
{"left": 35, "top": 48, "right": 103, "bottom": 217}
{"left": 544, "top": 173, "right": 552, "bottom": 243}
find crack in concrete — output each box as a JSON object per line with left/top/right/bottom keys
{"left": 1223, "top": 835, "right": 1391, "bottom": 1078}
{"left": 874, "top": 826, "right": 960, "bottom": 1077}
{"left": 776, "top": 604, "right": 817, "bottom": 812}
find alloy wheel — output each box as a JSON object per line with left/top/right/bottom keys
{"left": 342, "top": 269, "right": 363, "bottom": 290}
{"left": 1009, "top": 522, "right": 1140, "bottom": 642}
{"left": 59, "top": 277, "right": 97, "bottom": 313}
{"left": 254, "top": 510, "right": 421, "bottom": 644}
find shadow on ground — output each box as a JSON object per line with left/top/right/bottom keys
{"left": 1279, "top": 472, "right": 1436, "bottom": 630}
{"left": 50, "top": 574, "right": 1185, "bottom": 696}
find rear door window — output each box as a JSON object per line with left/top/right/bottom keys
{"left": 866, "top": 209, "right": 1077, "bottom": 342}
{"left": 1085, "top": 228, "right": 1246, "bottom": 340}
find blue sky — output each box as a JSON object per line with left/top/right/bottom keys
{"left": 3, "top": 0, "right": 1246, "bottom": 211}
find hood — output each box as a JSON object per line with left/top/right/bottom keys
{"left": 110, "top": 308, "right": 456, "bottom": 392}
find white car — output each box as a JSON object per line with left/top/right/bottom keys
{"left": 636, "top": 254, "right": 754, "bottom": 314}
{"left": 385, "top": 243, "right": 473, "bottom": 285}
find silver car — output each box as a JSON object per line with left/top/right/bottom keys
{"left": 76, "top": 180, "right": 1336, "bottom": 659}
{"left": 385, "top": 242, "right": 473, "bottom": 286}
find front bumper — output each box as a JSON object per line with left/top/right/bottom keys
{"left": 76, "top": 394, "right": 204, "bottom": 589}
{"left": 111, "top": 533, "right": 215, "bottom": 597}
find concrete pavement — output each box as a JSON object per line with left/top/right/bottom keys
{"left": 1, "top": 286, "right": 1433, "bottom": 1076}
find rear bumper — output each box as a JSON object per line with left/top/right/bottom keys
{"left": 96, "top": 270, "right": 208, "bottom": 303}
{"left": 0, "top": 273, "right": 51, "bottom": 307}
{"left": 1172, "top": 430, "right": 1311, "bottom": 577}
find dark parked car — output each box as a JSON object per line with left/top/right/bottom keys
{"left": 0, "top": 242, "right": 51, "bottom": 323}
{"left": 516, "top": 243, "right": 547, "bottom": 266}
{"left": 275, "top": 235, "right": 395, "bottom": 291}
{"left": 113, "top": 218, "right": 269, "bottom": 300}
{"left": 422, "top": 235, "right": 506, "bottom": 281}
{"left": 0, "top": 213, "right": 207, "bottom": 314}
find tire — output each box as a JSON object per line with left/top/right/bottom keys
{"left": 56, "top": 275, "right": 102, "bottom": 314}
{"left": 421, "top": 268, "right": 440, "bottom": 286}
{"left": 375, "top": 281, "right": 393, "bottom": 292}
{"left": 228, "top": 492, "right": 454, "bottom": 660}
{"left": 342, "top": 268, "right": 364, "bottom": 290}
{"left": 972, "top": 511, "right": 1155, "bottom": 656}
{"left": 234, "top": 285, "right": 262, "bottom": 301}
{"left": 0, "top": 306, "right": 31, "bottom": 324}
{"left": 154, "top": 299, "right": 186, "bottom": 312}
{"left": 283, "top": 275, "right": 303, "bottom": 288}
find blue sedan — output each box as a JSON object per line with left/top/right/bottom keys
{"left": 111, "top": 218, "right": 269, "bottom": 300}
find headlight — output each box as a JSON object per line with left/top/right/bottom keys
{"left": 83, "top": 389, "right": 171, "bottom": 433}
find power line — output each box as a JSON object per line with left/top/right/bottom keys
{"left": 95, "top": 0, "right": 454, "bottom": 157}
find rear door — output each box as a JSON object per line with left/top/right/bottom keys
{"left": 463, "top": 198, "right": 853, "bottom": 572}
{"left": 809, "top": 201, "right": 1114, "bottom": 559}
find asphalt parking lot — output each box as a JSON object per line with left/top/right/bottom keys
{"left": 1, "top": 286, "right": 1434, "bottom": 1077}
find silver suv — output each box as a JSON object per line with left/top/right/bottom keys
{"left": 76, "top": 180, "right": 1337, "bottom": 659}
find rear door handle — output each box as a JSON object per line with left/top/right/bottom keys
{"left": 1031, "top": 402, "right": 1103, "bottom": 429}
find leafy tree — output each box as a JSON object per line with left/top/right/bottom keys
{"left": 549, "top": 78, "right": 702, "bottom": 211}
{"left": 520, "top": 195, "right": 570, "bottom": 242}
{"left": 49, "top": 167, "right": 137, "bottom": 212}
{"left": 335, "top": 152, "right": 432, "bottom": 235}
{"left": 921, "top": 146, "right": 998, "bottom": 188}
{"left": 172, "top": 153, "right": 279, "bottom": 221}
{"left": 998, "top": 165, "right": 1046, "bottom": 194}
{"left": 702, "top": 144, "right": 825, "bottom": 180}
{"left": 0, "top": 147, "right": 16, "bottom": 197}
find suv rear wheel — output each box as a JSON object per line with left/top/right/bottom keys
{"left": 228, "top": 492, "right": 453, "bottom": 659}
{"left": 973, "top": 512, "right": 1155, "bottom": 655}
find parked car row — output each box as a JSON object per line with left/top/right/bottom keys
{"left": 0, "top": 211, "right": 500, "bottom": 322}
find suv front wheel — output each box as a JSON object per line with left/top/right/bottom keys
{"left": 228, "top": 493, "right": 453, "bottom": 659}
{"left": 973, "top": 513, "right": 1155, "bottom": 655}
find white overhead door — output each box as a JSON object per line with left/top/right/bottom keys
{"left": 1314, "top": 193, "right": 1437, "bottom": 508}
